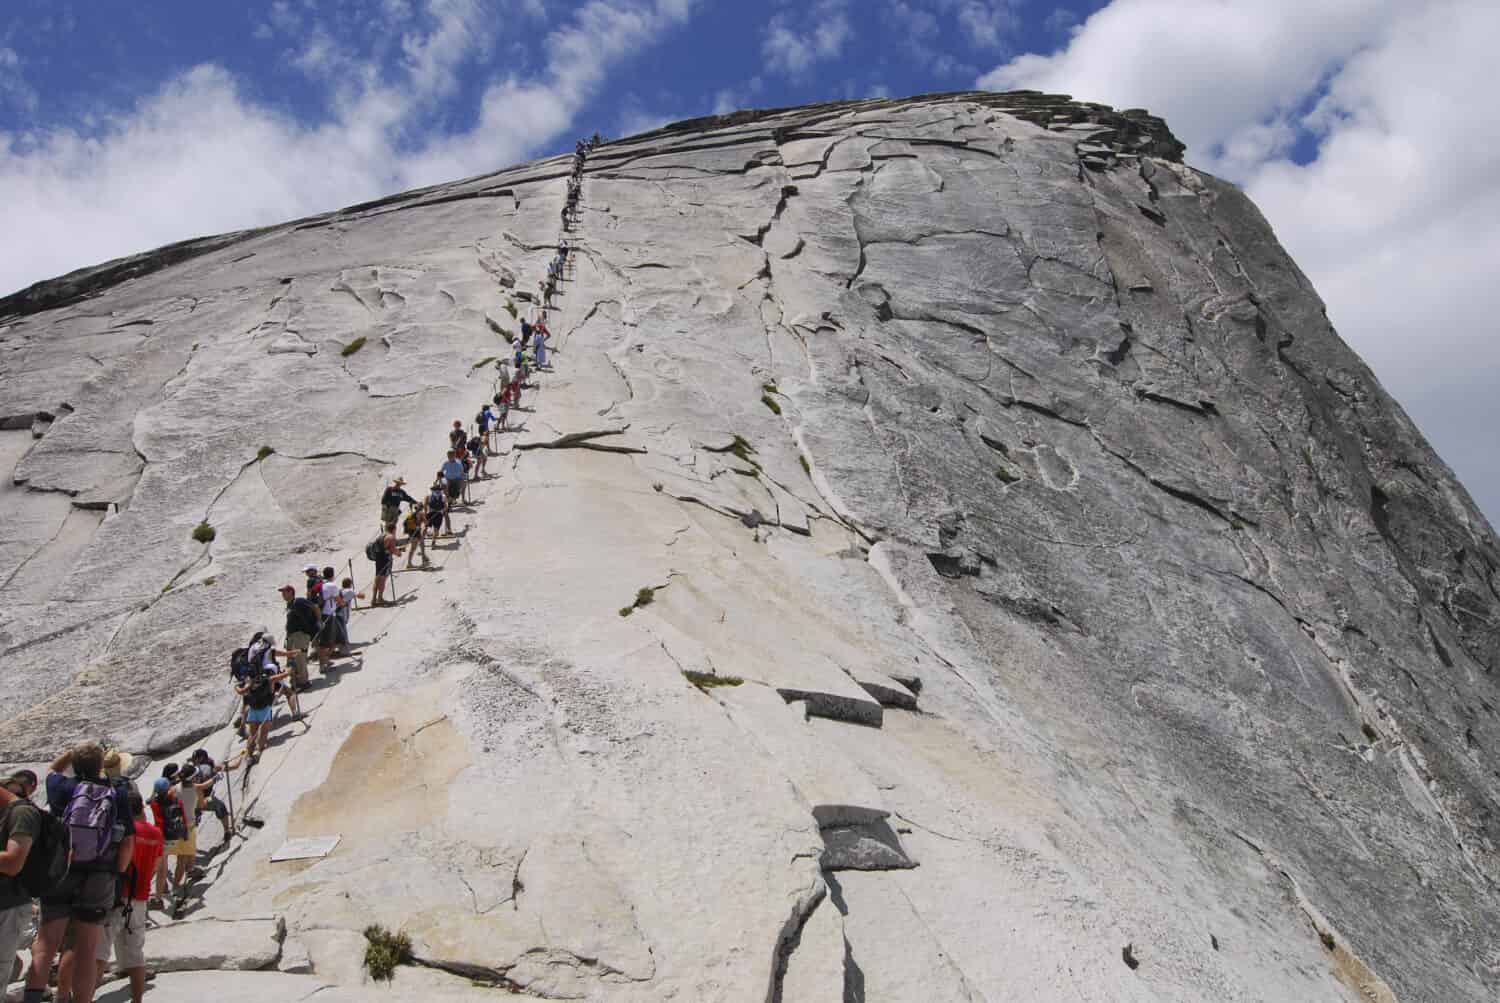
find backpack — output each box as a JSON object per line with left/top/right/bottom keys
{"left": 5, "top": 802, "right": 69, "bottom": 897}
{"left": 365, "top": 536, "right": 384, "bottom": 560}
{"left": 62, "top": 780, "right": 117, "bottom": 868}
{"left": 153, "top": 793, "right": 188, "bottom": 843}
{"left": 245, "top": 665, "right": 275, "bottom": 710}
{"left": 428, "top": 488, "right": 445, "bottom": 510}
{"left": 230, "top": 646, "right": 252, "bottom": 678}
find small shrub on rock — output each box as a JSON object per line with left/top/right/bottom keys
{"left": 341, "top": 336, "right": 367, "bottom": 357}
{"left": 683, "top": 670, "right": 744, "bottom": 691}
{"left": 363, "top": 925, "right": 412, "bottom": 982}
{"left": 191, "top": 521, "right": 216, "bottom": 544}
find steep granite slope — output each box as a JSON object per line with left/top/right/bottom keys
{"left": 2, "top": 92, "right": 1497, "bottom": 1001}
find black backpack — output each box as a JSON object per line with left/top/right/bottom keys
{"left": 153, "top": 794, "right": 188, "bottom": 842}
{"left": 230, "top": 646, "right": 252, "bottom": 678}
{"left": 364, "top": 536, "right": 384, "bottom": 560}
{"left": 6, "top": 802, "right": 69, "bottom": 897}
{"left": 428, "top": 488, "right": 445, "bottom": 510}
{"left": 245, "top": 666, "right": 275, "bottom": 710}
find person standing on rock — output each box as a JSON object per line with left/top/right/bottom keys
{"left": 496, "top": 356, "right": 516, "bottom": 409}
{"left": 155, "top": 765, "right": 199, "bottom": 901}
{"left": 442, "top": 450, "right": 465, "bottom": 511}
{"left": 449, "top": 420, "right": 467, "bottom": 451}
{"left": 188, "top": 750, "right": 240, "bottom": 846}
{"left": 314, "top": 565, "right": 342, "bottom": 674}
{"left": 236, "top": 638, "right": 294, "bottom": 761}
{"left": 403, "top": 503, "right": 429, "bottom": 569}
{"left": 425, "top": 478, "right": 448, "bottom": 541}
{"left": 93, "top": 788, "right": 159, "bottom": 1003}
{"left": 0, "top": 770, "right": 41, "bottom": 995}
{"left": 337, "top": 578, "right": 363, "bottom": 652}
{"left": 28, "top": 742, "right": 136, "bottom": 1003}
{"left": 381, "top": 477, "right": 417, "bottom": 528}
{"left": 533, "top": 318, "right": 550, "bottom": 369}
{"left": 279, "top": 585, "right": 319, "bottom": 690}
{"left": 467, "top": 431, "right": 488, "bottom": 481}
{"left": 370, "top": 527, "right": 398, "bottom": 605}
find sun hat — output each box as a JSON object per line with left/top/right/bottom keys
{"left": 102, "top": 748, "right": 133, "bottom": 778}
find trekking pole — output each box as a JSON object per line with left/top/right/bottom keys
{"left": 346, "top": 558, "right": 357, "bottom": 611}
{"left": 222, "top": 770, "right": 236, "bottom": 838}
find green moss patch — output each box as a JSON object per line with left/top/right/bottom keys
{"left": 683, "top": 670, "right": 744, "bottom": 690}
{"left": 341, "top": 336, "right": 367, "bottom": 357}
{"left": 256, "top": 446, "right": 274, "bottom": 461}
{"left": 994, "top": 466, "right": 1019, "bottom": 484}
{"left": 761, "top": 394, "right": 782, "bottom": 415}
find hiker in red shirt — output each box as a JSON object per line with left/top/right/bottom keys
{"left": 95, "top": 788, "right": 162, "bottom": 1003}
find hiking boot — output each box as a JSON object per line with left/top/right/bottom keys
{"left": 147, "top": 896, "right": 164, "bottom": 910}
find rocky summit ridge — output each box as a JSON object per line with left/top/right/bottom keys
{"left": 1, "top": 91, "right": 1498, "bottom": 1001}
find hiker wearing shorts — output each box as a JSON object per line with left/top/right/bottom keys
{"left": 29, "top": 742, "right": 136, "bottom": 1003}
{"left": 425, "top": 480, "right": 448, "bottom": 541}
{"left": 95, "top": 789, "right": 160, "bottom": 1003}
{"left": 442, "top": 451, "right": 465, "bottom": 509}
{"left": 279, "top": 585, "right": 319, "bottom": 689}
{"left": 380, "top": 477, "right": 416, "bottom": 527}
{"left": 371, "top": 528, "right": 397, "bottom": 605}
{"left": 236, "top": 641, "right": 294, "bottom": 760}
{"left": 404, "top": 504, "right": 429, "bottom": 568}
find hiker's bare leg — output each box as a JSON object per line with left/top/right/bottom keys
{"left": 69, "top": 921, "right": 103, "bottom": 1002}
{"left": 27, "top": 916, "right": 65, "bottom": 991}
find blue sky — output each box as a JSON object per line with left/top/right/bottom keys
{"left": 2, "top": 0, "right": 1498, "bottom": 524}
{"left": 0, "top": 1, "right": 1101, "bottom": 161}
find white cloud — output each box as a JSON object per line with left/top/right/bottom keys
{"left": 763, "top": 1, "right": 852, "bottom": 77}
{"left": 0, "top": 46, "right": 39, "bottom": 115}
{"left": 979, "top": 0, "right": 1500, "bottom": 521}
{"left": 955, "top": 1, "right": 1017, "bottom": 49}
{"left": 0, "top": 0, "right": 697, "bottom": 298}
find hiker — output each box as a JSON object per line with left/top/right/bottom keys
{"left": 467, "top": 431, "right": 488, "bottom": 480}
{"left": 29, "top": 742, "right": 136, "bottom": 1003}
{"left": 520, "top": 316, "right": 532, "bottom": 346}
{"left": 496, "top": 357, "right": 516, "bottom": 407}
{"left": 337, "top": 578, "right": 363, "bottom": 652}
{"left": 279, "top": 584, "right": 320, "bottom": 689}
{"left": 477, "top": 403, "right": 496, "bottom": 451}
{"left": 314, "top": 564, "right": 342, "bottom": 673}
{"left": 236, "top": 640, "right": 294, "bottom": 760}
{"left": 426, "top": 478, "right": 449, "bottom": 540}
{"left": 381, "top": 476, "right": 417, "bottom": 527}
{"left": 158, "top": 764, "right": 201, "bottom": 900}
{"left": 403, "top": 503, "right": 429, "bottom": 568}
{"left": 188, "top": 750, "right": 240, "bottom": 846}
{"left": 449, "top": 420, "right": 467, "bottom": 450}
{"left": 0, "top": 770, "right": 42, "bottom": 995}
{"left": 94, "top": 788, "right": 160, "bottom": 1003}
{"left": 148, "top": 772, "right": 190, "bottom": 910}
{"left": 369, "top": 527, "right": 398, "bottom": 605}
{"left": 442, "top": 450, "right": 465, "bottom": 511}
{"left": 533, "top": 320, "right": 549, "bottom": 369}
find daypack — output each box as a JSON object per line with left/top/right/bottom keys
{"left": 62, "top": 780, "right": 117, "bottom": 868}
{"left": 230, "top": 646, "right": 252, "bottom": 679}
{"left": 153, "top": 793, "right": 188, "bottom": 842}
{"left": 245, "top": 666, "right": 275, "bottom": 710}
{"left": 5, "top": 802, "right": 69, "bottom": 896}
{"left": 428, "top": 488, "right": 445, "bottom": 510}
{"left": 364, "top": 536, "right": 384, "bottom": 561}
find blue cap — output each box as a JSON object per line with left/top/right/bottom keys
{"left": 153, "top": 778, "right": 170, "bottom": 794}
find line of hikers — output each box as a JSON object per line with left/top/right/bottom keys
{"left": 0, "top": 136, "right": 594, "bottom": 1003}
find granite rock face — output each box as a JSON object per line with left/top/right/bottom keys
{"left": 2, "top": 91, "right": 1498, "bottom": 1001}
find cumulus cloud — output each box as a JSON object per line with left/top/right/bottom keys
{"left": 980, "top": 0, "right": 1500, "bottom": 520}
{"left": 0, "top": 0, "right": 697, "bottom": 298}
{"left": 763, "top": 1, "right": 852, "bottom": 76}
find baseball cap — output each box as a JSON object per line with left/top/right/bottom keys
{"left": 153, "top": 778, "right": 170, "bottom": 795}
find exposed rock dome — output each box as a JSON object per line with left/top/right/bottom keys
{"left": 1, "top": 91, "right": 1496, "bottom": 1001}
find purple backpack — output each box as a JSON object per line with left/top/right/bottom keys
{"left": 63, "top": 781, "right": 117, "bottom": 867}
